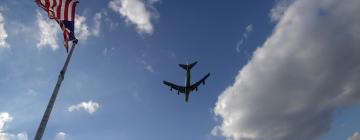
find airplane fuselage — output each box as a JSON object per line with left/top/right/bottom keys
{"left": 184, "top": 66, "right": 191, "bottom": 101}
{"left": 185, "top": 66, "right": 191, "bottom": 93}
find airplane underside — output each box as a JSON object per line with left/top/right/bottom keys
{"left": 163, "top": 61, "right": 210, "bottom": 102}
{"left": 185, "top": 93, "right": 189, "bottom": 102}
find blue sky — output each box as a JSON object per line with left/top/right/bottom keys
{"left": 0, "top": 0, "right": 360, "bottom": 140}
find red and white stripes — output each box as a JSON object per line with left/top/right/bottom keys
{"left": 36, "top": 0, "right": 78, "bottom": 21}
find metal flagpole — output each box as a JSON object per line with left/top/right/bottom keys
{"left": 34, "top": 41, "right": 78, "bottom": 140}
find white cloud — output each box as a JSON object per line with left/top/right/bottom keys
{"left": 141, "top": 60, "right": 154, "bottom": 73}
{"left": 0, "top": 112, "right": 28, "bottom": 140}
{"left": 214, "top": 0, "right": 360, "bottom": 140}
{"left": 75, "top": 15, "right": 91, "bottom": 41}
{"left": 36, "top": 11, "right": 98, "bottom": 50}
{"left": 109, "top": 0, "right": 160, "bottom": 34}
{"left": 0, "top": 112, "right": 12, "bottom": 131}
{"left": 145, "top": 64, "right": 154, "bottom": 73}
{"left": 0, "top": 132, "right": 28, "bottom": 140}
{"left": 140, "top": 52, "right": 155, "bottom": 73}
{"left": 102, "top": 47, "right": 116, "bottom": 56}
{"left": 245, "top": 24, "right": 253, "bottom": 34}
{"left": 36, "top": 11, "right": 60, "bottom": 50}
{"left": 92, "top": 12, "right": 102, "bottom": 36}
{"left": 0, "top": 13, "right": 10, "bottom": 49}
{"left": 68, "top": 101, "right": 100, "bottom": 114}
{"left": 55, "top": 132, "right": 66, "bottom": 140}
{"left": 348, "top": 132, "right": 360, "bottom": 140}
{"left": 236, "top": 24, "right": 253, "bottom": 53}
{"left": 75, "top": 13, "right": 105, "bottom": 41}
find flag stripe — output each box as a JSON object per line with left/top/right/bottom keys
{"left": 44, "top": 0, "right": 49, "bottom": 15}
{"left": 60, "top": 0, "right": 66, "bottom": 20}
{"left": 56, "top": 0, "right": 62, "bottom": 19}
{"left": 68, "top": 0, "right": 74, "bottom": 21}
{"left": 41, "top": 0, "right": 46, "bottom": 7}
{"left": 38, "top": 0, "right": 77, "bottom": 21}
{"left": 51, "top": 0, "right": 57, "bottom": 18}
{"left": 48, "top": 0, "right": 55, "bottom": 18}
{"left": 64, "top": 0, "right": 69, "bottom": 20}
{"left": 49, "top": 0, "right": 53, "bottom": 10}
{"left": 71, "top": 1, "right": 76, "bottom": 21}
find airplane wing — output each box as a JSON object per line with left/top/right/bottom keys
{"left": 190, "top": 73, "right": 210, "bottom": 91}
{"left": 163, "top": 81, "right": 186, "bottom": 94}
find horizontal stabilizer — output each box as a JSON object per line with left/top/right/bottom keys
{"left": 179, "top": 61, "right": 198, "bottom": 70}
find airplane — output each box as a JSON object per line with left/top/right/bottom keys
{"left": 163, "top": 61, "right": 210, "bottom": 102}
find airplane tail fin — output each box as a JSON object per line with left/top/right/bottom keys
{"left": 179, "top": 61, "right": 198, "bottom": 70}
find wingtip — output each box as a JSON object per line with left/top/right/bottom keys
{"left": 163, "top": 80, "right": 171, "bottom": 85}
{"left": 206, "top": 73, "right": 210, "bottom": 77}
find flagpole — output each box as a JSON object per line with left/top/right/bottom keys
{"left": 34, "top": 41, "right": 78, "bottom": 140}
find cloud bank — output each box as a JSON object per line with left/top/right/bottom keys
{"left": 213, "top": 0, "right": 360, "bottom": 140}
{"left": 109, "top": 0, "right": 160, "bottom": 34}
{"left": 68, "top": 101, "right": 100, "bottom": 114}
{"left": 348, "top": 132, "right": 360, "bottom": 140}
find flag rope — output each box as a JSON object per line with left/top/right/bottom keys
{"left": 33, "top": 40, "right": 78, "bottom": 140}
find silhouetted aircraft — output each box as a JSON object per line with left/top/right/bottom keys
{"left": 163, "top": 61, "right": 210, "bottom": 102}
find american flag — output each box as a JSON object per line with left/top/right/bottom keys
{"left": 36, "top": 0, "right": 78, "bottom": 52}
